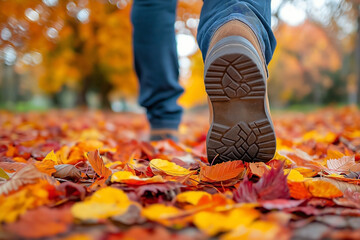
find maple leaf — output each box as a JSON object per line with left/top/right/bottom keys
{"left": 0, "top": 164, "right": 56, "bottom": 195}
{"left": 199, "top": 160, "right": 245, "bottom": 182}
{"left": 4, "top": 207, "right": 73, "bottom": 238}
{"left": 87, "top": 150, "right": 112, "bottom": 179}
{"left": 233, "top": 164, "right": 290, "bottom": 203}
{"left": 326, "top": 155, "right": 360, "bottom": 174}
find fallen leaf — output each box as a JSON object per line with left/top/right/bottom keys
{"left": 261, "top": 199, "right": 305, "bottom": 210}
{"left": 0, "top": 182, "right": 52, "bottom": 223}
{"left": 111, "top": 170, "right": 165, "bottom": 185}
{"left": 87, "top": 150, "right": 112, "bottom": 179}
{"left": 35, "top": 158, "right": 57, "bottom": 176}
{"left": 234, "top": 164, "right": 290, "bottom": 203}
{"left": 287, "top": 181, "right": 312, "bottom": 200}
{"left": 321, "top": 178, "right": 360, "bottom": 194}
{"left": 193, "top": 207, "right": 260, "bottom": 236}
{"left": 176, "top": 191, "right": 211, "bottom": 205}
{"left": 4, "top": 206, "right": 73, "bottom": 238}
{"left": 0, "top": 162, "right": 27, "bottom": 173}
{"left": 221, "top": 220, "right": 286, "bottom": 240}
{"left": 0, "top": 168, "right": 9, "bottom": 180}
{"left": 42, "top": 150, "right": 60, "bottom": 164}
{"left": 326, "top": 155, "right": 360, "bottom": 174}
{"left": 249, "top": 162, "right": 269, "bottom": 177}
{"left": 0, "top": 164, "right": 56, "bottom": 195}
{"left": 307, "top": 180, "right": 343, "bottom": 198}
{"left": 142, "top": 204, "right": 181, "bottom": 223}
{"left": 200, "top": 160, "right": 245, "bottom": 182}
{"left": 284, "top": 169, "right": 305, "bottom": 182}
{"left": 56, "top": 182, "right": 86, "bottom": 200}
{"left": 53, "top": 164, "right": 81, "bottom": 180}
{"left": 71, "top": 187, "right": 132, "bottom": 220}
{"left": 111, "top": 204, "right": 145, "bottom": 225}
{"left": 150, "top": 159, "right": 192, "bottom": 176}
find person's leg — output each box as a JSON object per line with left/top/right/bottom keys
{"left": 131, "top": 0, "right": 183, "bottom": 140}
{"left": 198, "top": 0, "right": 277, "bottom": 163}
{"left": 198, "top": 0, "right": 275, "bottom": 64}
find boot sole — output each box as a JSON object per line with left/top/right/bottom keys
{"left": 205, "top": 36, "right": 276, "bottom": 164}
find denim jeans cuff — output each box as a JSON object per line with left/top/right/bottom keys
{"left": 150, "top": 119, "right": 180, "bottom": 130}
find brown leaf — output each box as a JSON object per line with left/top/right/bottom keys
{"left": 199, "top": 160, "right": 245, "bottom": 182}
{"left": 0, "top": 164, "right": 56, "bottom": 195}
{"left": 4, "top": 206, "right": 73, "bottom": 238}
{"left": 87, "top": 150, "right": 111, "bottom": 179}
{"left": 111, "top": 204, "right": 145, "bottom": 225}
{"left": 53, "top": 164, "right": 81, "bottom": 180}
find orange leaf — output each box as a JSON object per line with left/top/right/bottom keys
{"left": 87, "top": 150, "right": 111, "bottom": 179}
{"left": 35, "top": 160, "right": 57, "bottom": 176}
{"left": 287, "top": 181, "right": 312, "bottom": 200}
{"left": 249, "top": 162, "right": 269, "bottom": 177}
{"left": 200, "top": 160, "right": 245, "bottom": 182}
{"left": 306, "top": 180, "right": 343, "bottom": 198}
{"left": 4, "top": 207, "right": 73, "bottom": 238}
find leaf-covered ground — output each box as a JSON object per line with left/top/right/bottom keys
{"left": 1, "top": 107, "right": 360, "bottom": 239}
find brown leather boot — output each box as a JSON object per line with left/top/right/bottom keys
{"left": 205, "top": 20, "right": 276, "bottom": 164}
{"left": 150, "top": 129, "right": 179, "bottom": 142}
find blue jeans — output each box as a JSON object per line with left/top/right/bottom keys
{"left": 131, "top": 0, "right": 276, "bottom": 130}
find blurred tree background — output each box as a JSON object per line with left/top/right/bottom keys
{"left": 0, "top": 0, "right": 359, "bottom": 111}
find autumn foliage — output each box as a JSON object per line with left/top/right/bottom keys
{"left": 1, "top": 107, "right": 360, "bottom": 239}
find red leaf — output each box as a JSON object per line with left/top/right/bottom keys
{"left": 87, "top": 150, "right": 111, "bottom": 179}
{"left": 234, "top": 163, "right": 290, "bottom": 203}
{"left": 200, "top": 160, "right": 245, "bottom": 182}
{"left": 56, "top": 181, "right": 86, "bottom": 200}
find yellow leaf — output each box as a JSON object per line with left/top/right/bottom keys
{"left": 284, "top": 169, "right": 305, "bottom": 182}
{"left": 0, "top": 182, "right": 51, "bottom": 223}
{"left": 150, "top": 159, "right": 192, "bottom": 176}
{"left": 193, "top": 208, "right": 260, "bottom": 236}
{"left": 176, "top": 191, "right": 211, "bottom": 205}
{"left": 111, "top": 171, "right": 133, "bottom": 180}
{"left": 111, "top": 171, "right": 165, "bottom": 185}
{"left": 303, "top": 130, "right": 337, "bottom": 143}
{"left": 105, "top": 161, "right": 124, "bottom": 168}
{"left": 0, "top": 168, "right": 9, "bottom": 180}
{"left": 273, "top": 151, "right": 294, "bottom": 166}
{"left": 71, "top": 187, "right": 131, "bottom": 220}
{"left": 294, "top": 167, "right": 318, "bottom": 177}
{"left": 142, "top": 204, "right": 180, "bottom": 222}
{"left": 221, "top": 220, "right": 282, "bottom": 240}
{"left": 43, "top": 150, "right": 59, "bottom": 165}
